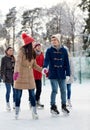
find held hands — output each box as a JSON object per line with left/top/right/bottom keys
{"left": 42, "top": 68, "right": 48, "bottom": 75}
{"left": 13, "top": 72, "right": 19, "bottom": 81}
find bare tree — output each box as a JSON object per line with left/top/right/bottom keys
{"left": 4, "top": 7, "right": 17, "bottom": 49}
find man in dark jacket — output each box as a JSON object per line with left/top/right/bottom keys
{"left": 43, "top": 34, "right": 70, "bottom": 115}
{"left": 1, "top": 47, "right": 16, "bottom": 111}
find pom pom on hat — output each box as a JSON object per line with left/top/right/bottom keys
{"left": 22, "top": 33, "right": 34, "bottom": 46}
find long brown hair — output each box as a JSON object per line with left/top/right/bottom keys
{"left": 22, "top": 43, "right": 36, "bottom": 62}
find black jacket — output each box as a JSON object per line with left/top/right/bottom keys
{"left": 1, "top": 55, "right": 15, "bottom": 83}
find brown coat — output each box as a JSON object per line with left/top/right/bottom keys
{"left": 14, "top": 48, "right": 42, "bottom": 90}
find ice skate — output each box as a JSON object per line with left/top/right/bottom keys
{"left": 13, "top": 102, "right": 15, "bottom": 109}
{"left": 67, "top": 100, "right": 72, "bottom": 107}
{"left": 15, "top": 107, "right": 20, "bottom": 120}
{"left": 29, "top": 102, "right": 32, "bottom": 109}
{"left": 36, "top": 100, "right": 44, "bottom": 109}
{"left": 32, "top": 107, "right": 39, "bottom": 120}
{"left": 6, "top": 102, "right": 11, "bottom": 111}
{"left": 50, "top": 105, "right": 59, "bottom": 116}
{"left": 62, "top": 104, "right": 70, "bottom": 115}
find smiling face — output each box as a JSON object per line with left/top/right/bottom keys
{"left": 6, "top": 48, "right": 14, "bottom": 56}
{"left": 51, "top": 37, "right": 60, "bottom": 47}
{"left": 35, "top": 44, "right": 41, "bottom": 51}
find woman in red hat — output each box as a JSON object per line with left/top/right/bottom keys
{"left": 13, "top": 33, "right": 42, "bottom": 120}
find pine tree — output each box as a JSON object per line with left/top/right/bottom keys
{"left": 79, "top": 0, "right": 90, "bottom": 33}
{"left": 79, "top": 0, "right": 90, "bottom": 53}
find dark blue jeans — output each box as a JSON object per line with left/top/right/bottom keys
{"left": 5, "top": 83, "right": 16, "bottom": 103}
{"left": 15, "top": 89, "right": 36, "bottom": 107}
{"left": 67, "top": 84, "right": 71, "bottom": 100}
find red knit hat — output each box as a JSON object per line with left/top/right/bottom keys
{"left": 34, "top": 43, "right": 41, "bottom": 48}
{"left": 22, "top": 33, "right": 34, "bottom": 46}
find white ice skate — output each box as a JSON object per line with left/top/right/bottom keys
{"left": 15, "top": 107, "right": 20, "bottom": 120}
{"left": 6, "top": 102, "right": 11, "bottom": 111}
{"left": 32, "top": 107, "right": 39, "bottom": 120}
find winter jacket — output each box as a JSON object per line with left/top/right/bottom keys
{"left": 66, "top": 57, "right": 74, "bottom": 84}
{"left": 14, "top": 48, "right": 42, "bottom": 90}
{"left": 1, "top": 55, "right": 15, "bottom": 83}
{"left": 33, "top": 52, "right": 44, "bottom": 80}
{"left": 43, "top": 46, "right": 70, "bottom": 79}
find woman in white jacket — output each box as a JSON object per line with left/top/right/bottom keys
{"left": 64, "top": 46, "right": 75, "bottom": 107}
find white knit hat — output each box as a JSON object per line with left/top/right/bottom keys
{"left": 51, "top": 34, "right": 62, "bottom": 43}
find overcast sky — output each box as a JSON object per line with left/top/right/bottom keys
{"left": 0, "top": 0, "right": 81, "bottom": 14}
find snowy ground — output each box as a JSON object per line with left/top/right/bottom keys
{"left": 0, "top": 81, "right": 90, "bottom": 130}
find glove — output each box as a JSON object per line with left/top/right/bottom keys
{"left": 66, "top": 76, "right": 70, "bottom": 82}
{"left": 13, "top": 72, "right": 19, "bottom": 81}
{"left": 42, "top": 68, "right": 48, "bottom": 75}
{"left": 2, "top": 75, "right": 5, "bottom": 82}
{"left": 46, "top": 71, "right": 49, "bottom": 77}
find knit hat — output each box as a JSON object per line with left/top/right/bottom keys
{"left": 22, "top": 33, "right": 34, "bottom": 46}
{"left": 51, "top": 34, "right": 62, "bottom": 43}
{"left": 34, "top": 43, "right": 41, "bottom": 48}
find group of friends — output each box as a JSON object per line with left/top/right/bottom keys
{"left": 0, "top": 32, "right": 74, "bottom": 120}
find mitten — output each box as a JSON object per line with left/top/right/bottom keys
{"left": 42, "top": 68, "right": 48, "bottom": 75}
{"left": 66, "top": 76, "right": 70, "bottom": 82}
{"left": 13, "top": 72, "right": 19, "bottom": 81}
{"left": 46, "top": 71, "right": 49, "bottom": 77}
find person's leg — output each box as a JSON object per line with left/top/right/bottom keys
{"left": 15, "top": 89, "right": 22, "bottom": 119}
{"left": 50, "top": 79, "right": 58, "bottom": 106}
{"left": 11, "top": 83, "right": 16, "bottom": 109}
{"left": 58, "top": 79, "right": 66, "bottom": 105}
{"left": 67, "top": 84, "right": 72, "bottom": 107}
{"left": 5, "top": 83, "right": 11, "bottom": 110}
{"left": 35, "top": 80, "right": 41, "bottom": 102}
{"left": 11, "top": 83, "right": 16, "bottom": 102}
{"left": 35, "top": 80, "right": 44, "bottom": 108}
{"left": 28, "top": 89, "right": 36, "bottom": 106}
{"left": 67, "top": 84, "right": 71, "bottom": 100}
{"left": 0, "top": 76, "right": 1, "bottom": 82}
{"left": 15, "top": 89, "right": 22, "bottom": 107}
{"left": 5, "top": 83, "right": 11, "bottom": 103}
{"left": 58, "top": 79, "right": 69, "bottom": 114}
{"left": 50, "top": 79, "right": 59, "bottom": 115}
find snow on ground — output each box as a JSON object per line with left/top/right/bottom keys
{"left": 0, "top": 81, "right": 90, "bottom": 130}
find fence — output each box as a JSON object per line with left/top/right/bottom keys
{"left": 43, "top": 56, "right": 90, "bottom": 85}
{"left": 0, "top": 55, "right": 90, "bottom": 84}
{"left": 73, "top": 57, "right": 90, "bottom": 84}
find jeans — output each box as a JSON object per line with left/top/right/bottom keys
{"left": 50, "top": 79, "right": 66, "bottom": 106}
{"left": 67, "top": 84, "right": 71, "bottom": 100}
{"left": 5, "top": 83, "right": 16, "bottom": 103}
{"left": 15, "top": 89, "right": 36, "bottom": 107}
{"left": 35, "top": 80, "right": 42, "bottom": 102}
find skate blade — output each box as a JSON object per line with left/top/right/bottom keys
{"left": 32, "top": 116, "right": 39, "bottom": 120}
{"left": 32, "top": 113, "right": 39, "bottom": 120}
{"left": 62, "top": 110, "right": 70, "bottom": 116}
{"left": 37, "top": 106, "right": 44, "bottom": 110}
{"left": 51, "top": 111, "right": 59, "bottom": 117}
{"left": 15, "top": 115, "right": 19, "bottom": 120}
{"left": 67, "top": 105, "right": 72, "bottom": 108}
{"left": 6, "top": 108, "right": 11, "bottom": 112}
